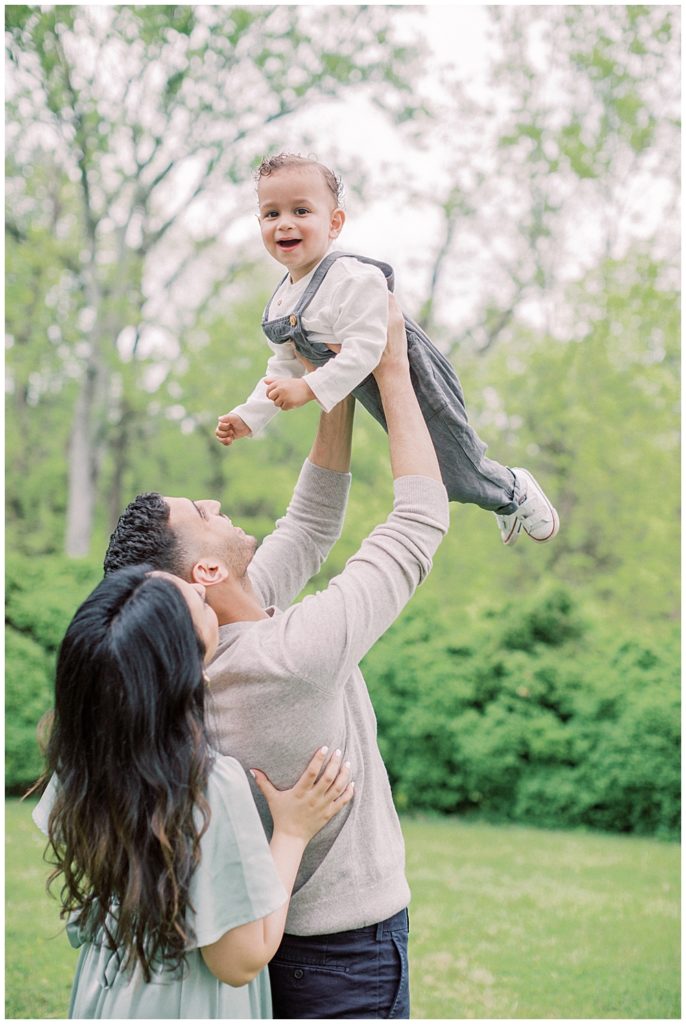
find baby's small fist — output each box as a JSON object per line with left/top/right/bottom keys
{"left": 215, "top": 413, "right": 251, "bottom": 445}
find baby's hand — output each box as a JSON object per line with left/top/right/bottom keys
{"left": 265, "top": 377, "right": 314, "bottom": 411}
{"left": 215, "top": 412, "right": 252, "bottom": 446}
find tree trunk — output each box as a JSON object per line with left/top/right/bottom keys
{"left": 107, "top": 397, "right": 132, "bottom": 534}
{"left": 64, "top": 358, "right": 98, "bottom": 557}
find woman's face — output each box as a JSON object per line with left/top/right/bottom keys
{"left": 154, "top": 573, "right": 219, "bottom": 664}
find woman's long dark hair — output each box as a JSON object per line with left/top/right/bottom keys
{"left": 42, "top": 565, "right": 213, "bottom": 980}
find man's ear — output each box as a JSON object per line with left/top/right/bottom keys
{"left": 190, "top": 560, "right": 230, "bottom": 587}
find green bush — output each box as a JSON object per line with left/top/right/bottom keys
{"left": 364, "top": 585, "right": 680, "bottom": 836}
{"left": 5, "top": 629, "right": 54, "bottom": 790}
{"left": 5, "top": 555, "right": 101, "bottom": 791}
{"left": 5, "top": 560, "right": 680, "bottom": 837}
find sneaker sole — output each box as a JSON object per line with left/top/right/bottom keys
{"left": 512, "top": 468, "right": 560, "bottom": 543}
{"left": 502, "top": 519, "right": 522, "bottom": 546}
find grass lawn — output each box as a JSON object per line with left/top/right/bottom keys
{"left": 403, "top": 816, "right": 680, "bottom": 1019}
{"left": 6, "top": 800, "right": 680, "bottom": 1019}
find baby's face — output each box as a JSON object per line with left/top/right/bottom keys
{"left": 257, "top": 166, "right": 345, "bottom": 282}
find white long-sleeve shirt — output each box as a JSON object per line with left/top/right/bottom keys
{"left": 231, "top": 254, "right": 389, "bottom": 435}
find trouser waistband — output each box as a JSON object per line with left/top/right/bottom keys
{"left": 284, "top": 907, "right": 409, "bottom": 945}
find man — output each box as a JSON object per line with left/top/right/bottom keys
{"left": 104, "top": 298, "right": 449, "bottom": 1018}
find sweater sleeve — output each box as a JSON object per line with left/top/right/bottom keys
{"left": 262, "top": 475, "right": 449, "bottom": 690}
{"left": 248, "top": 458, "right": 352, "bottom": 610}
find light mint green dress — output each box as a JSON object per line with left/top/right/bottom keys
{"left": 33, "top": 754, "right": 287, "bottom": 1019}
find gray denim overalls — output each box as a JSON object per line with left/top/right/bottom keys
{"left": 262, "top": 252, "right": 517, "bottom": 513}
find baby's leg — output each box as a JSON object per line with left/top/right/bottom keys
{"left": 353, "top": 320, "right": 518, "bottom": 512}
{"left": 324, "top": 343, "right": 341, "bottom": 353}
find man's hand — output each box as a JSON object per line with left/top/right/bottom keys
{"left": 265, "top": 377, "right": 315, "bottom": 411}
{"left": 373, "top": 293, "right": 442, "bottom": 484}
{"left": 373, "top": 295, "right": 409, "bottom": 385}
{"left": 215, "top": 412, "right": 252, "bottom": 446}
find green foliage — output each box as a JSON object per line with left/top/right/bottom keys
{"left": 456, "top": 249, "right": 680, "bottom": 624}
{"left": 364, "top": 584, "right": 680, "bottom": 836}
{"left": 5, "top": 555, "right": 101, "bottom": 791}
{"left": 7, "top": 558, "right": 678, "bottom": 837}
{"left": 5, "top": 3, "right": 427, "bottom": 555}
{"left": 5, "top": 630, "right": 54, "bottom": 792}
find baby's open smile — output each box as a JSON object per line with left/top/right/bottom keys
{"left": 258, "top": 165, "right": 345, "bottom": 281}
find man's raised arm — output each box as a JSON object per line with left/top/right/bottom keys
{"left": 247, "top": 396, "right": 355, "bottom": 610}
{"left": 308, "top": 394, "right": 355, "bottom": 475}
{"left": 261, "top": 296, "right": 449, "bottom": 688}
{"left": 374, "top": 299, "right": 442, "bottom": 484}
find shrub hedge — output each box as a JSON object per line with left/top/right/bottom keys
{"left": 6, "top": 560, "right": 680, "bottom": 838}
{"left": 364, "top": 584, "right": 680, "bottom": 837}
{"left": 6, "top": 555, "right": 101, "bottom": 791}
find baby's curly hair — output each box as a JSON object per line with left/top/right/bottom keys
{"left": 255, "top": 153, "right": 343, "bottom": 207}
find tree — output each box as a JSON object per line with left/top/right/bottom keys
{"left": 412, "top": 4, "right": 680, "bottom": 349}
{"left": 6, "top": 3, "right": 426, "bottom": 554}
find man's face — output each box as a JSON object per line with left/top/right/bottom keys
{"left": 163, "top": 497, "right": 257, "bottom": 579}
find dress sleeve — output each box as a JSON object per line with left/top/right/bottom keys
{"left": 189, "top": 754, "right": 287, "bottom": 949}
{"left": 31, "top": 764, "right": 286, "bottom": 952}
{"left": 32, "top": 773, "right": 59, "bottom": 835}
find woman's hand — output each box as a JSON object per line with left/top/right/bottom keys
{"left": 202, "top": 749, "right": 354, "bottom": 988}
{"left": 251, "top": 747, "right": 354, "bottom": 843}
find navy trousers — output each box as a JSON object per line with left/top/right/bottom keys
{"left": 268, "top": 908, "right": 410, "bottom": 1019}
{"left": 262, "top": 251, "right": 518, "bottom": 514}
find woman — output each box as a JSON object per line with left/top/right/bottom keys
{"left": 33, "top": 565, "right": 353, "bottom": 1018}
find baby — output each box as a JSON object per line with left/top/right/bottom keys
{"left": 216, "top": 153, "right": 559, "bottom": 546}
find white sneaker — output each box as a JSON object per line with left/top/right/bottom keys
{"left": 495, "top": 468, "right": 560, "bottom": 546}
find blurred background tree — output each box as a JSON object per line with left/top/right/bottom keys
{"left": 5, "top": 4, "right": 680, "bottom": 833}
{"left": 6, "top": 2, "right": 424, "bottom": 555}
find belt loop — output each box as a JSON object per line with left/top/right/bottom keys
{"left": 375, "top": 918, "right": 385, "bottom": 941}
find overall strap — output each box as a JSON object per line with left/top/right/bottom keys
{"left": 262, "top": 272, "right": 289, "bottom": 323}
{"left": 292, "top": 252, "right": 395, "bottom": 319}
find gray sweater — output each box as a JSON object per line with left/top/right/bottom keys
{"left": 206, "top": 458, "right": 449, "bottom": 935}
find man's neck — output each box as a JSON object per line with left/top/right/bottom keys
{"left": 211, "top": 579, "right": 270, "bottom": 626}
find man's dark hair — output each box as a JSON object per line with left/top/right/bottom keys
{"left": 104, "top": 492, "right": 185, "bottom": 576}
